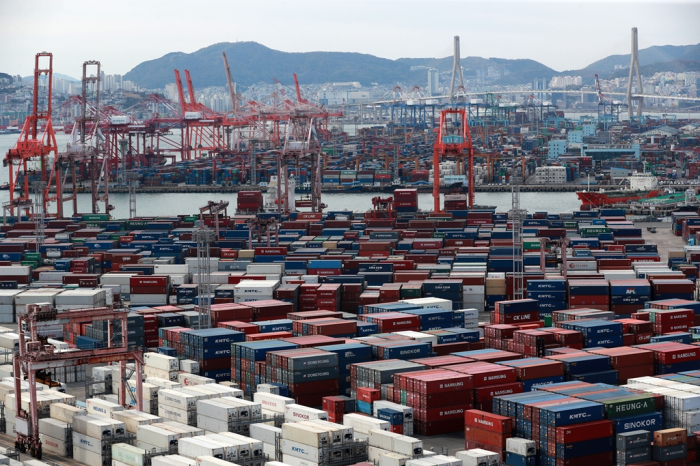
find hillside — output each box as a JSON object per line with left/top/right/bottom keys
{"left": 123, "top": 41, "right": 700, "bottom": 90}
{"left": 124, "top": 42, "right": 557, "bottom": 89}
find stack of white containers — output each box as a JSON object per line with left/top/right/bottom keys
{"left": 342, "top": 413, "right": 388, "bottom": 435}
{"left": 143, "top": 352, "right": 180, "bottom": 382}
{"left": 0, "top": 290, "right": 20, "bottom": 323}
{"left": 5, "top": 390, "right": 76, "bottom": 435}
{"left": 72, "top": 413, "right": 126, "bottom": 466}
{"left": 158, "top": 385, "right": 243, "bottom": 427}
{"left": 463, "top": 280, "right": 486, "bottom": 312}
{"left": 0, "top": 265, "right": 30, "bottom": 289}
{"left": 250, "top": 423, "right": 281, "bottom": 459}
{"left": 38, "top": 418, "right": 71, "bottom": 456}
{"left": 233, "top": 280, "right": 279, "bottom": 304}
{"left": 456, "top": 449, "right": 501, "bottom": 466}
{"left": 153, "top": 264, "right": 192, "bottom": 288}
{"left": 55, "top": 288, "right": 110, "bottom": 310}
{"left": 367, "top": 429, "right": 426, "bottom": 465}
{"left": 178, "top": 373, "right": 215, "bottom": 387}
{"left": 280, "top": 419, "right": 361, "bottom": 466}
{"left": 458, "top": 308, "right": 480, "bottom": 331}
{"left": 111, "top": 409, "right": 162, "bottom": 433}
{"left": 398, "top": 297, "right": 452, "bottom": 312}
{"left": 177, "top": 432, "right": 263, "bottom": 465}
{"left": 625, "top": 377, "right": 700, "bottom": 431}
{"left": 197, "top": 397, "right": 262, "bottom": 435}
{"left": 14, "top": 289, "right": 63, "bottom": 313}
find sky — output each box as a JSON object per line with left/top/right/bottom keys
{"left": 2, "top": 0, "right": 700, "bottom": 79}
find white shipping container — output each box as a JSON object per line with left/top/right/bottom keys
{"left": 198, "top": 399, "right": 240, "bottom": 421}
{"left": 398, "top": 298, "right": 452, "bottom": 312}
{"left": 158, "top": 404, "right": 196, "bottom": 425}
{"left": 178, "top": 437, "right": 225, "bottom": 460}
{"left": 130, "top": 294, "right": 169, "bottom": 305}
{"left": 73, "top": 445, "right": 105, "bottom": 466}
{"left": 246, "top": 264, "right": 285, "bottom": 275}
{"left": 196, "top": 414, "right": 229, "bottom": 433}
{"left": 253, "top": 392, "right": 294, "bottom": 413}
{"left": 379, "top": 452, "right": 410, "bottom": 466}
{"left": 49, "top": 402, "right": 86, "bottom": 424}
{"left": 111, "top": 411, "right": 158, "bottom": 434}
{"left": 455, "top": 450, "right": 500, "bottom": 466}
{"left": 137, "top": 425, "right": 179, "bottom": 450}
{"left": 342, "top": 413, "right": 389, "bottom": 434}
{"left": 0, "top": 333, "right": 19, "bottom": 350}
{"left": 369, "top": 429, "right": 400, "bottom": 451}
{"left": 68, "top": 415, "right": 113, "bottom": 439}
{"left": 146, "top": 377, "right": 182, "bottom": 390}
{"left": 144, "top": 353, "right": 179, "bottom": 371}
{"left": 233, "top": 280, "right": 280, "bottom": 297}
{"left": 281, "top": 439, "right": 327, "bottom": 463}
{"left": 368, "top": 446, "right": 392, "bottom": 462}
{"left": 249, "top": 424, "right": 280, "bottom": 445}
{"left": 506, "top": 438, "right": 536, "bottom": 457}
{"left": 282, "top": 423, "right": 330, "bottom": 448}
{"left": 0, "top": 266, "right": 30, "bottom": 277}
{"left": 304, "top": 419, "right": 352, "bottom": 444}
{"left": 195, "top": 456, "right": 234, "bottom": 466}
{"left": 38, "top": 418, "right": 69, "bottom": 441}
{"left": 144, "top": 366, "right": 179, "bottom": 382}
{"left": 152, "top": 455, "right": 196, "bottom": 466}
{"left": 393, "top": 436, "right": 423, "bottom": 456}
{"left": 178, "top": 373, "right": 215, "bottom": 386}
{"left": 282, "top": 454, "right": 320, "bottom": 466}
{"left": 111, "top": 442, "right": 147, "bottom": 466}
{"left": 0, "top": 290, "right": 22, "bottom": 306}
{"left": 159, "top": 389, "right": 197, "bottom": 409}
{"left": 87, "top": 398, "right": 125, "bottom": 418}
{"left": 179, "top": 360, "right": 200, "bottom": 374}
{"left": 73, "top": 431, "right": 107, "bottom": 455}
{"left": 216, "top": 397, "right": 262, "bottom": 419}
{"left": 284, "top": 404, "right": 328, "bottom": 422}
{"left": 39, "top": 433, "right": 69, "bottom": 457}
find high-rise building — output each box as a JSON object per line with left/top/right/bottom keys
{"left": 428, "top": 68, "right": 440, "bottom": 96}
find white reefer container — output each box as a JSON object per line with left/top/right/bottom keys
{"left": 158, "top": 404, "right": 196, "bottom": 426}
{"left": 147, "top": 377, "right": 182, "bottom": 390}
{"left": 392, "top": 435, "right": 423, "bottom": 456}
{"left": 216, "top": 397, "right": 261, "bottom": 419}
{"left": 342, "top": 413, "right": 389, "bottom": 434}
{"left": 86, "top": 398, "right": 125, "bottom": 418}
{"left": 72, "top": 415, "right": 113, "bottom": 439}
{"left": 379, "top": 452, "right": 410, "bottom": 466}
{"left": 369, "top": 429, "right": 400, "bottom": 451}
{"left": 178, "top": 437, "right": 225, "bottom": 460}
{"left": 38, "top": 418, "right": 69, "bottom": 441}
{"left": 137, "top": 425, "right": 180, "bottom": 450}
{"left": 49, "top": 402, "right": 86, "bottom": 424}
{"left": 159, "top": 389, "right": 197, "bottom": 409}
{"left": 152, "top": 455, "right": 196, "bottom": 466}
{"left": 233, "top": 280, "right": 280, "bottom": 297}
{"left": 217, "top": 432, "right": 263, "bottom": 457}
{"left": 111, "top": 443, "right": 147, "bottom": 466}
{"left": 198, "top": 399, "right": 241, "bottom": 421}
{"left": 249, "top": 423, "right": 280, "bottom": 445}
{"left": 144, "top": 353, "right": 179, "bottom": 371}
{"left": 73, "top": 430, "right": 107, "bottom": 455}
{"left": 305, "top": 419, "right": 353, "bottom": 444}
{"left": 72, "top": 445, "right": 105, "bottom": 466}
{"left": 284, "top": 404, "right": 328, "bottom": 422}
{"left": 39, "top": 433, "right": 69, "bottom": 456}
{"left": 111, "top": 411, "right": 158, "bottom": 434}
{"left": 178, "top": 373, "right": 215, "bottom": 386}
{"left": 282, "top": 454, "right": 321, "bottom": 466}
{"left": 456, "top": 450, "right": 500, "bottom": 466}
{"left": 196, "top": 456, "right": 233, "bottom": 466}
{"left": 253, "top": 392, "right": 294, "bottom": 413}
{"left": 506, "top": 438, "right": 536, "bottom": 457}
{"left": 196, "top": 414, "right": 229, "bottom": 433}
{"left": 281, "top": 423, "right": 330, "bottom": 448}
{"left": 281, "top": 439, "right": 327, "bottom": 463}
{"left": 199, "top": 435, "right": 241, "bottom": 462}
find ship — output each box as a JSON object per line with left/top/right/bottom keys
{"left": 576, "top": 171, "right": 664, "bottom": 208}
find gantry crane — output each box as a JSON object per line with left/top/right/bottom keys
{"left": 3, "top": 53, "right": 58, "bottom": 217}
{"left": 199, "top": 200, "right": 230, "bottom": 238}
{"left": 433, "top": 108, "right": 475, "bottom": 212}
{"left": 14, "top": 303, "right": 144, "bottom": 459}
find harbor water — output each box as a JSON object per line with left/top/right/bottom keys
{"left": 0, "top": 133, "right": 582, "bottom": 217}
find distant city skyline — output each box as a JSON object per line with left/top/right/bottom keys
{"left": 3, "top": 0, "right": 699, "bottom": 79}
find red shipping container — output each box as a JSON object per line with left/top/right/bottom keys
{"left": 464, "top": 409, "right": 512, "bottom": 433}
{"left": 554, "top": 420, "right": 614, "bottom": 443}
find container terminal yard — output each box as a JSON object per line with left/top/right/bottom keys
{"left": 4, "top": 29, "right": 700, "bottom": 466}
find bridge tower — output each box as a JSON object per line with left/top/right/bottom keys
{"left": 626, "top": 27, "right": 644, "bottom": 118}
{"left": 449, "top": 36, "right": 465, "bottom": 105}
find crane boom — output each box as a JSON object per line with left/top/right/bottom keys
{"left": 293, "top": 73, "right": 303, "bottom": 103}
{"left": 222, "top": 52, "right": 238, "bottom": 112}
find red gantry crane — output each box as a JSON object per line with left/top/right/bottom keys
{"left": 432, "top": 108, "right": 475, "bottom": 212}
{"left": 3, "top": 52, "right": 58, "bottom": 217}
{"left": 14, "top": 303, "right": 144, "bottom": 459}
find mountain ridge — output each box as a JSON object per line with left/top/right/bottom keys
{"left": 118, "top": 40, "right": 700, "bottom": 90}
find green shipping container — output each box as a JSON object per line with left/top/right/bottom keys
{"left": 432, "top": 232, "right": 446, "bottom": 239}
{"left": 564, "top": 222, "right": 578, "bottom": 229}
{"left": 600, "top": 395, "right": 656, "bottom": 419}
{"left": 580, "top": 227, "right": 611, "bottom": 237}
{"left": 24, "top": 253, "right": 41, "bottom": 261}
{"left": 524, "top": 241, "right": 541, "bottom": 250}
{"left": 184, "top": 216, "right": 199, "bottom": 222}
{"left": 82, "top": 214, "right": 110, "bottom": 221}
{"left": 400, "top": 284, "right": 423, "bottom": 299}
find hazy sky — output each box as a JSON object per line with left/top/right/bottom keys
{"left": 3, "top": 0, "right": 699, "bottom": 79}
